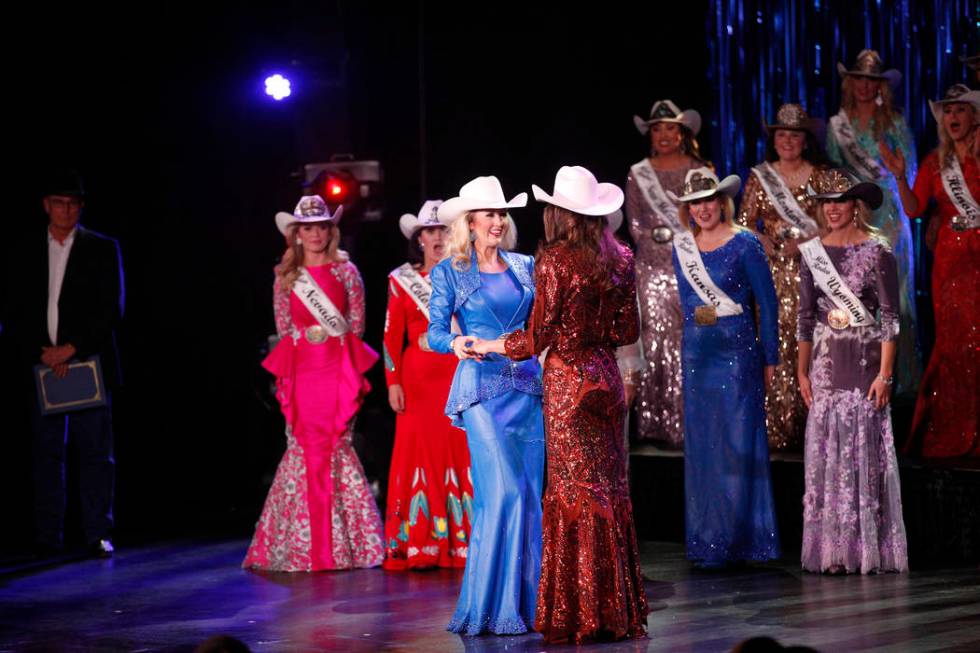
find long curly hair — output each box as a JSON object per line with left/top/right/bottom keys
{"left": 539, "top": 205, "right": 626, "bottom": 290}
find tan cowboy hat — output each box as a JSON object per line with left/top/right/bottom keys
{"left": 836, "top": 49, "right": 901, "bottom": 86}
{"left": 928, "top": 84, "right": 980, "bottom": 123}
{"left": 667, "top": 168, "right": 741, "bottom": 203}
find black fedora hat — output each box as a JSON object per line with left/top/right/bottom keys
{"left": 43, "top": 169, "right": 85, "bottom": 198}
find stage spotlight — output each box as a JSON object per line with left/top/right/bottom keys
{"left": 264, "top": 74, "right": 292, "bottom": 101}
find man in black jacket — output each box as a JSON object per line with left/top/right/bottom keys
{"left": 2, "top": 170, "right": 124, "bottom": 558}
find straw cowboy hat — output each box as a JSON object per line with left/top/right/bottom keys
{"left": 836, "top": 49, "right": 901, "bottom": 86}
{"left": 436, "top": 176, "right": 527, "bottom": 225}
{"left": 667, "top": 168, "right": 741, "bottom": 203}
{"left": 276, "top": 195, "right": 343, "bottom": 235}
{"left": 928, "top": 83, "right": 980, "bottom": 123}
{"left": 531, "top": 166, "right": 624, "bottom": 216}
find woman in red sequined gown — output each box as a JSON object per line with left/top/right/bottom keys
{"left": 881, "top": 84, "right": 980, "bottom": 457}
{"left": 475, "top": 167, "right": 648, "bottom": 644}
{"left": 382, "top": 201, "right": 473, "bottom": 569}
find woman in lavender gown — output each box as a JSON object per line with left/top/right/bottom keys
{"left": 797, "top": 179, "right": 908, "bottom": 574}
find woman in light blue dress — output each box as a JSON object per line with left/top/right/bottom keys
{"left": 669, "top": 168, "right": 781, "bottom": 568}
{"left": 427, "top": 175, "right": 544, "bottom": 636}
{"left": 826, "top": 49, "right": 921, "bottom": 399}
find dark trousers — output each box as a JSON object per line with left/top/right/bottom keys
{"left": 30, "top": 392, "right": 115, "bottom": 548}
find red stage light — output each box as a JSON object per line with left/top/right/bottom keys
{"left": 326, "top": 179, "right": 348, "bottom": 200}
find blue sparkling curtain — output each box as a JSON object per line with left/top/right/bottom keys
{"left": 706, "top": 0, "right": 977, "bottom": 176}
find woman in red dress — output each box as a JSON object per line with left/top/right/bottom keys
{"left": 881, "top": 84, "right": 980, "bottom": 457}
{"left": 382, "top": 200, "right": 473, "bottom": 569}
{"left": 475, "top": 167, "right": 647, "bottom": 643}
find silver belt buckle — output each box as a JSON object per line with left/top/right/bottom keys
{"left": 304, "top": 325, "right": 328, "bottom": 344}
{"left": 651, "top": 226, "right": 674, "bottom": 244}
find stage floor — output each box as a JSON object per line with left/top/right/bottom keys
{"left": 1, "top": 540, "right": 978, "bottom": 652}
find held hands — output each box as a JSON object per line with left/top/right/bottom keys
{"left": 388, "top": 384, "right": 406, "bottom": 414}
{"left": 452, "top": 335, "right": 483, "bottom": 360}
{"left": 878, "top": 141, "right": 906, "bottom": 179}
{"left": 471, "top": 337, "right": 506, "bottom": 357}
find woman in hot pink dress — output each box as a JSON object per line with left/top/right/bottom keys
{"left": 244, "top": 195, "right": 384, "bottom": 572}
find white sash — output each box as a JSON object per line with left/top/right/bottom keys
{"left": 941, "top": 157, "right": 980, "bottom": 230}
{"left": 830, "top": 110, "right": 885, "bottom": 181}
{"left": 292, "top": 268, "right": 350, "bottom": 337}
{"left": 672, "top": 231, "right": 744, "bottom": 317}
{"left": 631, "top": 159, "right": 683, "bottom": 231}
{"left": 752, "top": 162, "right": 821, "bottom": 237}
{"left": 799, "top": 239, "right": 875, "bottom": 328}
{"left": 390, "top": 263, "right": 461, "bottom": 334}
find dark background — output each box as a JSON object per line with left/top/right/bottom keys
{"left": 0, "top": 1, "right": 973, "bottom": 553}
{"left": 0, "top": 2, "right": 712, "bottom": 550}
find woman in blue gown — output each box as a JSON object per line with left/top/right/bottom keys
{"left": 427, "top": 175, "right": 545, "bottom": 635}
{"left": 668, "top": 168, "right": 781, "bottom": 568}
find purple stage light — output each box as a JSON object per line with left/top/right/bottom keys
{"left": 264, "top": 74, "right": 292, "bottom": 101}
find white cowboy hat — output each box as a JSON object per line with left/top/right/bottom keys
{"left": 275, "top": 195, "right": 343, "bottom": 235}
{"left": 605, "top": 209, "right": 623, "bottom": 233}
{"left": 836, "top": 49, "right": 901, "bottom": 86}
{"left": 634, "top": 99, "right": 702, "bottom": 136}
{"left": 531, "top": 166, "right": 624, "bottom": 216}
{"left": 398, "top": 199, "right": 444, "bottom": 239}
{"left": 928, "top": 84, "right": 980, "bottom": 123}
{"left": 666, "top": 168, "right": 741, "bottom": 203}
{"left": 436, "top": 176, "right": 527, "bottom": 226}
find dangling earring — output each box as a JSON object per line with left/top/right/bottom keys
{"left": 420, "top": 242, "right": 425, "bottom": 249}
{"left": 295, "top": 237, "right": 302, "bottom": 245}
{"left": 469, "top": 231, "right": 476, "bottom": 242}
{"left": 874, "top": 89, "right": 884, "bottom": 107}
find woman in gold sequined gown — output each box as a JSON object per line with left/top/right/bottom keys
{"left": 737, "top": 104, "right": 844, "bottom": 451}
{"left": 626, "top": 99, "right": 710, "bottom": 447}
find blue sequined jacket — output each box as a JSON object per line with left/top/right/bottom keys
{"left": 427, "top": 250, "right": 543, "bottom": 427}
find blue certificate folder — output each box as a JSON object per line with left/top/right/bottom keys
{"left": 34, "top": 356, "right": 107, "bottom": 415}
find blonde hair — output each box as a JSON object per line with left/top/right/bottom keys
{"left": 446, "top": 211, "right": 518, "bottom": 271}
{"left": 677, "top": 196, "right": 741, "bottom": 235}
{"left": 274, "top": 222, "right": 349, "bottom": 291}
{"left": 815, "top": 199, "right": 882, "bottom": 238}
{"left": 840, "top": 76, "right": 899, "bottom": 140}
{"left": 937, "top": 104, "right": 980, "bottom": 169}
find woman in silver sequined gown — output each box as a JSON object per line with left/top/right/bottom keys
{"left": 626, "top": 99, "right": 710, "bottom": 447}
